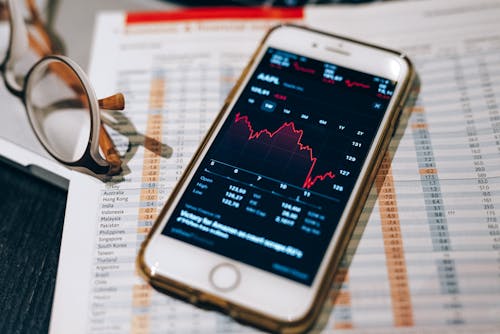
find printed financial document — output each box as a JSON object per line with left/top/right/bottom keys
{"left": 50, "top": 0, "right": 500, "bottom": 333}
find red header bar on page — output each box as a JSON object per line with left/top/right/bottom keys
{"left": 126, "top": 7, "right": 304, "bottom": 25}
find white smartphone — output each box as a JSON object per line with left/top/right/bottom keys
{"left": 138, "top": 24, "right": 415, "bottom": 332}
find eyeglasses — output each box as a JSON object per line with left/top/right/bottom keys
{"left": 0, "top": 0, "right": 123, "bottom": 177}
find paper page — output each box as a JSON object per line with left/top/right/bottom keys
{"left": 50, "top": 1, "right": 500, "bottom": 333}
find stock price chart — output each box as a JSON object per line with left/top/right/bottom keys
{"left": 163, "top": 48, "right": 396, "bottom": 284}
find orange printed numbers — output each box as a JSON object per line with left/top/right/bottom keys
{"left": 376, "top": 154, "right": 414, "bottom": 327}
{"left": 131, "top": 314, "right": 150, "bottom": 334}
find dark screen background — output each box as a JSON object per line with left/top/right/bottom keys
{"left": 163, "top": 47, "right": 396, "bottom": 285}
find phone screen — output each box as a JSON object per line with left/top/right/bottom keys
{"left": 162, "top": 47, "right": 397, "bottom": 285}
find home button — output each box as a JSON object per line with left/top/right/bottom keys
{"left": 209, "top": 263, "right": 240, "bottom": 291}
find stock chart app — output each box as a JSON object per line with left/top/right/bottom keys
{"left": 163, "top": 48, "right": 397, "bottom": 285}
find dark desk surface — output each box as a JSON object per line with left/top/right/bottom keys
{"left": 0, "top": 160, "right": 66, "bottom": 334}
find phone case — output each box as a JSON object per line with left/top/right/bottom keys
{"left": 137, "top": 24, "right": 417, "bottom": 333}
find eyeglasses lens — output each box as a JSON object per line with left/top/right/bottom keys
{"left": 26, "top": 58, "right": 91, "bottom": 163}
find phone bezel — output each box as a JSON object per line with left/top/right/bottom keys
{"left": 140, "top": 25, "right": 412, "bottom": 324}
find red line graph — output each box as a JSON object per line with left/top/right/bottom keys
{"left": 234, "top": 113, "right": 335, "bottom": 189}
{"left": 293, "top": 61, "right": 316, "bottom": 74}
{"left": 345, "top": 79, "right": 370, "bottom": 89}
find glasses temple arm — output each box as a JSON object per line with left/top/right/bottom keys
{"left": 99, "top": 93, "right": 125, "bottom": 111}
{"left": 97, "top": 93, "right": 125, "bottom": 175}
{"left": 98, "top": 124, "right": 122, "bottom": 175}
{"left": 26, "top": 0, "right": 62, "bottom": 54}
{"left": 0, "top": 3, "right": 7, "bottom": 20}
{"left": 5, "top": 0, "right": 30, "bottom": 92}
